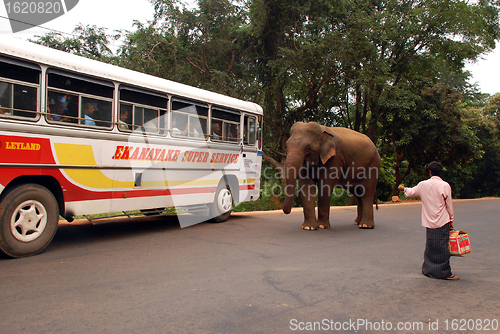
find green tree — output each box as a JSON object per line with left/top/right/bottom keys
{"left": 381, "top": 81, "right": 485, "bottom": 197}
{"left": 117, "top": 0, "right": 252, "bottom": 97}
{"left": 454, "top": 94, "right": 500, "bottom": 197}
{"left": 30, "top": 24, "right": 117, "bottom": 60}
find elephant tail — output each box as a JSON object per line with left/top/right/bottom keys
{"left": 375, "top": 191, "right": 379, "bottom": 210}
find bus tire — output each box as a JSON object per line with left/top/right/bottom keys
{"left": 211, "top": 182, "right": 233, "bottom": 223}
{"left": 0, "top": 184, "right": 59, "bottom": 258}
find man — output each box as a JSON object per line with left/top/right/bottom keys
{"left": 83, "top": 102, "right": 96, "bottom": 126}
{"left": 171, "top": 115, "right": 187, "bottom": 136}
{"left": 212, "top": 122, "right": 221, "bottom": 140}
{"left": 118, "top": 108, "right": 130, "bottom": 131}
{"left": 398, "top": 161, "right": 459, "bottom": 280}
{"left": 48, "top": 102, "right": 70, "bottom": 122}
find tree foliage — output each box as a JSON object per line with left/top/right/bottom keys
{"left": 30, "top": 24, "right": 116, "bottom": 60}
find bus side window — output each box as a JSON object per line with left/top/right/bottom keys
{"left": 171, "top": 99, "right": 208, "bottom": 139}
{"left": 0, "top": 57, "right": 40, "bottom": 119}
{"left": 244, "top": 115, "right": 256, "bottom": 145}
{"left": 119, "top": 86, "right": 168, "bottom": 135}
{"left": 46, "top": 70, "right": 113, "bottom": 127}
{"left": 212, "top": 108, "right": 240, "bottom": 143}
{"left": 80, "top": 97, "right": 112, "bottom": 127}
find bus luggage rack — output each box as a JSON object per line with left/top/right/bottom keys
{"left": 82, "top": 205, "right": 211, "bottom": 225}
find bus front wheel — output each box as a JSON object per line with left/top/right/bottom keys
{"left": 0, "top": 184, "right": 59, "bottom": 258}
{"left": 211, "top": 182, "right": 233, "bottom": 223}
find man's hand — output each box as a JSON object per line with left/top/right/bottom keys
{"left": 450, "top": 221, "right": 455, "bottom": 231}
{"left": 398, "top": 185, "right": 405, "bottom": 191}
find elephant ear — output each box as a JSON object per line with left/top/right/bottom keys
{"left": 320, "top": 130, "right": 336, "bottom": 164}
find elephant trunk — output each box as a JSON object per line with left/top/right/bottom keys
{"left": 282, "top": 151, "right": 304, "bottom": 214}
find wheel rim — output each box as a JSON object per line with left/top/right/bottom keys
{"left": 217, "top": 189, "right": 232, "bottom": 213}
{"left": 10, "top": 200, "right": 48, "bottom": 242}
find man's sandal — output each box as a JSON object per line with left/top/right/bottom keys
{"left": 445, "top": 274, "right": 460, "bottom": 280}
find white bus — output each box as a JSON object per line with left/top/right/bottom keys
{"left": 0, "top": 37, "right": 263, "bottom": 258}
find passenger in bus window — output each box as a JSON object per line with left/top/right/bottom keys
{"left": 172, "top": 114, "right": 188, "bottom": 136}
{"left": 83, "top": 102, "right": 96, "bottom": 126}
{"left": 118, "top": 108, "right": 130, "bottom": 130}
{"left": 48, "top": 102, "right": 70, "bottom": 122}
{"left": 212, "top": 121, "right": 221, "bottom": 140}
{"left": 227, "top": 124, "right": 238, "bottom": 142}
{"left": 62, "top": 94, "right": 78, "bottom": 123}
{"left": 46, "top": 103, "right": 56, "bottom": 120}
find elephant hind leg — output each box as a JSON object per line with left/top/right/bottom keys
{"left": 353, "top": 195, "right": 362, "bottom": 225}
{"left": 358, "top": 194, "right": 375, "bottom": 229}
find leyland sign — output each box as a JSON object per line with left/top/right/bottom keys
{"left": 3, "top": 0, "right": 79, "bottom": 33}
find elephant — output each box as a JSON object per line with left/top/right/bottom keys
{"left": 282, "top": 122, "right": 381, "bottom": 230}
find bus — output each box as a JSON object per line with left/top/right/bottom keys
{"left": 0, "top": 37, "right": 263, "bottom": 258}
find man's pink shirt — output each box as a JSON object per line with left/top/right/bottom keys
{"left": 404, "top": 176, "right": 454, "bottom": 229}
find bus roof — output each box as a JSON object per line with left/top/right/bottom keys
{"left": 0, "top": 37, "right": 263, "bottom": 115}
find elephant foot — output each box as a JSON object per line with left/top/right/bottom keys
{"left": 358, "top": 222, "right": 375, "bottom": 229}
{"left": 318, "top": 221, "right": 330, "bottom": 229}
{"left": 301, "top": 221, "right": 319, "bottom": 231}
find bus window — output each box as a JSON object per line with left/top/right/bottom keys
{"left": 119, "top": 86, "right": 168, "bottom": 134}
{"left": 244, "top": 115, "right": 256, "bottom": 145}
{"left": 0, "top": 57, "right": 40, "bottom": 119}
{"left": 47, "top": 70, "right": 113, "bottom": 127}
{"left": 171, "top": 99, "right": 208, "bottom": 139}
{"left": 80, "top": 97, "right": 112, "bottom": 127}
{"left": 212, "top": 107, "right": 240, "bottom": 143}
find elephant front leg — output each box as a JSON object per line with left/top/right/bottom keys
{"left": 317, "top": 182, "right": 331, "bottom": 229}
{"left": 299, "top": 178, "right": 319, "bottom": 230}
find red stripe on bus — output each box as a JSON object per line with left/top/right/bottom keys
{"left": 239, "top": 184, "right": 255, "bottom": 191}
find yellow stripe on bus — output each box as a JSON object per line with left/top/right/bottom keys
{"left": 54, "top": 143, "right": 134, "bottom": 188}
{"left": 54, "top": 143, "right": 255, "bottom": 190}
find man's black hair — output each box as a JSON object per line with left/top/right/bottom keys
{"left": 428, "top": 161, "right": 443, "bottom": 176}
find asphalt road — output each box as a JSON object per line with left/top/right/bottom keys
{"left": 1, "top": 199, "right": 499, "bottom": 334}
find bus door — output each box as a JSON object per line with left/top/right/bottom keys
{"left": 241, "top": 114, "right": 261, "bottom": 201}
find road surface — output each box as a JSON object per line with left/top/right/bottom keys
{"left": 0, "top": 198, "right": 499, "bottom": 333}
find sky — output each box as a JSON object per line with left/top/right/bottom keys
{"left": 0, "top": 0, "right": 498, "bottom": 95}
